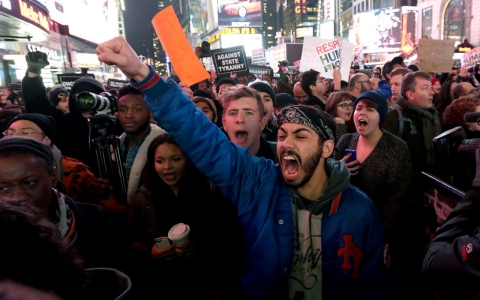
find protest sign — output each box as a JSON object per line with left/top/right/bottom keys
{"left": 57, "top": 73, "right": 95, "bottom": 91}
{"left": 107, "top": 79, "right": 129, "bottom": 89}
{"left": 211, "top": 46, "right": 249, "bottom": 78}
{"left": 461, "top": 47, "right": 480, "bottom": 70}
{"left": 152, "top": 5, "right": 209, "bottom": 86}
{"left": 248, "top": 65, "right": 272, "bottom": 79}
{"left": 300, "top": 37, "right": 352, "bottom": 80}
{"left": 417, "top": 39, "right": 456, "bottom": 73}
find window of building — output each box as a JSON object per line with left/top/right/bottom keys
{"left": 422, "top": 6, "right": 432, "bottom": 38}
{"left": 354, "top": 6, "right": 356, "bottom": 14}
{"left": 443, "top": 0, "right": 465, "bottom": 43}
{"left": 361, "top": 2, "right": 364, "bottom": 11}
{"left": 373, "top": 0, "right": 394, "bottom": 8}
{"left": 340, "top": 0, "right": 352, "bottom": 13}
{"left": 366, "top": 0, "right": 368, "bottom": 10}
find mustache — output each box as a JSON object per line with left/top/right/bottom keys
{"left": 280, "top": 149, "right": 302, "bottom": 165}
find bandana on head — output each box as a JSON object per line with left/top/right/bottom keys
{"left": 277, "top": 105, "right": 335, "bottom": 141}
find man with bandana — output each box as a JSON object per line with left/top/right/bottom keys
{"left": 0, "top": 137, "right": 115, "bottom": 269}
{"left": 97, "top": 37, "right": 389, "bottom": 300}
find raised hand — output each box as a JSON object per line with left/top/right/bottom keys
{"left": 96, "top": 37, "right": 150, "bottom": 82}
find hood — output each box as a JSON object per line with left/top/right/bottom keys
{"left": 377, "top": 80, "right": 392, "bottom": 98}
{"left": 288, "top": 158, "right": 350, "bottom": 215}
{"left": 68, "top": 77, "right": 105, "bottom": 115}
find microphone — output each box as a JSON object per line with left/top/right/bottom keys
{"left": 464, "top": 112, "right": 480, "bottom": 123}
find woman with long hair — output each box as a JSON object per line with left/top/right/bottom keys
{"left": 127, "top": 133, "right": 242, "bottom": 299}
{"left": 437, "top": 74, "right": 458, "bottom": 118}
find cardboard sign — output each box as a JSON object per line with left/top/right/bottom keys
{"left": 57, "top": 73, "right": 95, "bottom": 91}
{"left": 461, "top": 47, "right": 480, "bottom": 69}
{"left": 211, "top": 46, "right": 249, "bottom": 78}
{"left": 299, "top": 37, "right": 354, "bottom": 80}
{"left": 417, "top": 39, "right": 456, "bottom": 72}
{"left": 107, "top": 79, "right": 129, "bottom": 89}
{"left": 152, "top": 6, "right": 209, "bottom": 86}
{"left": 248, "top": 65, "right": 272, "bottom": 79}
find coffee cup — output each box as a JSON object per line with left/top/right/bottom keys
{"left": 168, "top": 223, "right": 190, "bottom": 246}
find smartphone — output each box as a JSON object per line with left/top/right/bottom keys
{"left": 344, "top": 149, "right": 357, "bottom": 163}
{"left": 154, "top": 237, "right": 172, "bottom": 249}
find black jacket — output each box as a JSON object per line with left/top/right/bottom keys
{"left": 22, "top": 75, "right": 105, "bottom": 166}
{"left": 303, "top": 94, "right": 326, "bottom": 110}
{"left": 423, "top": 188, "right": 480, "bottom": 299}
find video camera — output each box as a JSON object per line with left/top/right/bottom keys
{"left": 467, "top": 64, "right": 480, "bottom": 83}
{"left": 433, "top": 126, "right": 480, "bottom": 159}
{"left": 277, "top": 60, "right": 290, "bottom": 84}
{"left": 76, "top": 91, "right": 118, "bottom": 116}
{"left": 76, "top": 91, "right": 126, "bottom": 204}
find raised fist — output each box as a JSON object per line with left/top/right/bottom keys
{"left": 25, "top": 51, "right": 49, "bottom": 74}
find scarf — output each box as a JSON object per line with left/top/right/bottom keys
{"left": 397, "top": 96, "right": 441, "bottom": 165}
{"left": 54, "top": 189, "right": 77, "bottom": 244}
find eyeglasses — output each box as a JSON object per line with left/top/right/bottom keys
{"left": 58, "top": 92, "right": 69, "bottom": 98}
{"left": 3, "top": 129, "right": 45, "bottom": 137}
{"left": 337, "top": 102, "right": 354, "bottom": 109}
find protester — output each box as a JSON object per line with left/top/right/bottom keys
{"left": 221, "top": 85, "right": 276, "bottom": 161}
{"left": 325, "top": 91, "right": 356, "bottom": 141}
{"left": 193, "top": 96, "right": 217, "bottom": 123}
{"left": 301, "top": 69, "right": 326, "bottom": 110}
{"left": 293, "top": 82, "right": 308, "bottom": 104}
{"left": 0, "top": 200, "right": 131, "bottom": 300}
{"left": 5, "top": 113, "right": 112, "bottom": 204}
{"left": 274, "top": 93, "right": 296, "bottom": 115}
{"left": 22, "top": 51, "right": 105, "bottom": 166}
{"left": 249, "top": 81, "right": 278, "bottom": 142}
{"left": 48, "top": 86, "right": 70, "bottom": 113}
{"left": 0, "top": 136, "right": 115, "bottom": 268}
{"left": 127, "top": 133, "right": 242, "bottom": 299}
{"left": 97, "top": 36, "right": 389, "bottom": 299}
{"left": 423, "top": 149, "right": 480, "bottom": 300}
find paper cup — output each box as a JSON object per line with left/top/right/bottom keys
{"left": 168, "top": 223, "right": 190, "bottom": 246}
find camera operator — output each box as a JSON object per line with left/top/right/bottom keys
{"left": 22, "top": 51, "right": 104, "bottom": 167}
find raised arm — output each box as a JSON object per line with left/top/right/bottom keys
{"left": 22, "top": 52, "right": 65, "bottom": 117}
{"left": 96, "top": 37, "right": 275, "bottom": 207}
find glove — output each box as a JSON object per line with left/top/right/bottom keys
{"left": 25, "top": 51, "right": 49, "bottom": 74}
{"left": 473, "top": 149, "right": 480, "bottom": 187}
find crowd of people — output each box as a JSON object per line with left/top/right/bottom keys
{"left": 0, "top": 36, "right": 480, "bottom": 299}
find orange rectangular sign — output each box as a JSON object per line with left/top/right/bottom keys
{"left": 152, "top": 6, "right": 209, "bottom": 86}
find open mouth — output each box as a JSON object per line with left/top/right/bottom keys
{"left": 234, "top": 130, "right": 248, "bottom": 143}
{"left": 163, "top": 172, "right": 177, "bottom": 182}
{"left": 282, "top": 154, "right": 300, "bottom": 180}
{"left": 357, "top": 118, "right": 368, "bottom": 129}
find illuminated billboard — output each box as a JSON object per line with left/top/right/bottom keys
{"left": 64, "top": 0, "right": 119, "bottom": 44}
{"left": 221, "top": 33, "right": 262, "bottom": 56}
{"left": 352, "top": 7, "right": 401, "bottom": 57}
{"left": 218, "top": 0, "right": 262, "bottom": 27}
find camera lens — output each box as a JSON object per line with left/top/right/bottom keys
{"left": 76, "top": 92, "right": 96, "bottom": 109}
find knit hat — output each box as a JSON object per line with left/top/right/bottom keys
{"left": 249, "top": 81, "right": 276, "bottom": 108}
{"left": 354, "top": 91, "right": 388, "bottom": 126}
{"left": 275, "top": 93, "right": 296, "bottom": 110}
{"left": 407, "top": 64, "right": 419, "bottom": 72}
{"left": 8, "top": 113, "right": 56, "bottom": 144}
{"left": 193, "top": 89, "right": 213, "bottom": 100}
{"left": 49, "top": 87, "right": 69, "bottom": 106}
{"left": 193, "top": 96, "right": 218, "bottom": 123}
{"left": 0, "top": 136, "right": 53, "bottom": 163}
{"left": 431, "top": 78, "right": 440, "bottom": 85}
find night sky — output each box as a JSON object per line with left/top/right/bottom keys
{"left": 123, "top": 0, "right": 159, "bottom": 59}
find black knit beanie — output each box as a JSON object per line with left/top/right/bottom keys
{"left": 8, "top": 113, "right": 56, "bottom": 144}
{"left": 249, "top": 81, "right": 277, "bottom": 108}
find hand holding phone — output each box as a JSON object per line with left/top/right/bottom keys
{"left": 344, "top": 149, "right": 357, "bottom": 163}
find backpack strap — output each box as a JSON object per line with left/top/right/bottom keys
{"left": 392, "top": 104, "right": 404, "bottom": 138}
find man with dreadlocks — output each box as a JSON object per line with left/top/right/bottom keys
{"left": 97, "top": 36, "right": 389, "bottom": 300}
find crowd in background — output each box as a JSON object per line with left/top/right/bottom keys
{"left": 0, "top": 37, "right": 480, "bottom": 300}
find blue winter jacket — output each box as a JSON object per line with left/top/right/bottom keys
{"left": 131, "top": 67, "right": 389, "bottom": 299}
{"left": 377, "top": 80, "right": 392, "bottom": 99}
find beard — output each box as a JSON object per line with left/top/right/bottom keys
{"left": 283, "top": 148, "right": 322, "bottom": 188}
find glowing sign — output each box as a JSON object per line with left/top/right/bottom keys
{"left": 18, "top": 0, "right": 49, "bottom": 31}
